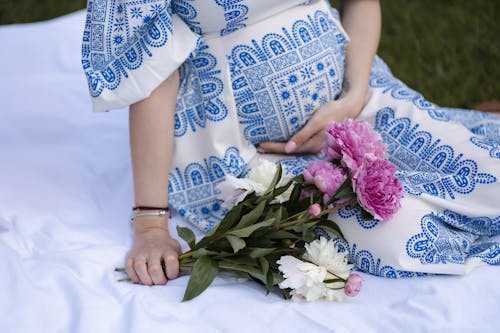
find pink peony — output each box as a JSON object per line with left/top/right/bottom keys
{"left": 307, "top": 203, "right": 322, "bottom": 217}
{"left": 352, "top": 158, "right": 404, "bottom": 221}
{"left": 303, "top": 161, "right": 347, "bottom": 201}
{"left": 322, "top": 119, "right": 387, "bottom": 173}
{"left": 344, "top": 273, "right": 363, "bottom": 297}
{"left": 303, "top": 160, "right": 334, "bottom": 184}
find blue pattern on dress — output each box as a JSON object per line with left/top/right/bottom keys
{"left": 468, "top": 241, "right": 500, "bottom": 265}
{"left": 370, "top": 61, "right": 500, "bottom": 160}
{"left": 406, "top": 210, "right": 500, "bottom": 266}
{"left": 228, "top": 9, "right": 348, "bottom": 145}
{"left": 406, "top": 212, "right": 478, "bottom": 265}
{"left": 217, "top": 0, "right": 249, "bottom": 36}
{"left": 438, "top": 107, "right": 500, "bottom": 159}
{"left": 173, "top": 0, "right": 202, "bottom": 34}
{"left": 438, "top": 209, "right": 500, "bottom": 237}
{"left": 374, "top": 107, "right": 497, "bottom": 199}
{"left": 278, "top": 155, "right": 321, "bottom": 176}
{"left": 168, "top": 147, "right": 247, "bottom": 231}
{"left": 83, "top": 0, "right": 174, "bottom": 98}
{"left": 337, "top": 205, "right": 380, "bottom": 229}
{"left": 175, "top": 41, "right": 228, "bottom": 137}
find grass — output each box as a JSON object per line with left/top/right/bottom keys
{"left": 0, "top": 0, "right": 498, "bottom": 108}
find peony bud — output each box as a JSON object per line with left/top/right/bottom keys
{"left": 344, "top": 273, "right": 363, "bottom": 297}
{"left": 307, "top": 203, "right": 322, "bottom": 217}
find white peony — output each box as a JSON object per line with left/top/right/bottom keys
{"left": 303, "top": 237, "right": 353, "bottom": 280}
{"left": 217, "top": 174, "right": 256, "bottom": 209}
{"left": 277, "top": 237, "right": 354, "bottom": 302}
{"left": 217, "top": 159, "right": 293, "bottom": 209}
{"left": 247, "top": 159, "right": 293, "bottom": 203}
{"left": 276, "top": 255, "right": 306, "bottom": 289}
{"left": 277, "top": 255, "right": 327, "bottom": 302}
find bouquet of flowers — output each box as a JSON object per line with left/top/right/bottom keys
{"left": 117, "top": 119, "right": 404, "bottom": 302}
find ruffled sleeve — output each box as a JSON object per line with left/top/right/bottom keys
{"left": 81, "top": 0, "right": 200, "bottom": 112}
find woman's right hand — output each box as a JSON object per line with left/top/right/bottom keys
{"left": 125, "top": 217, "right": 182, "bottom": 285}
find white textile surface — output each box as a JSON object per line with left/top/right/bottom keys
{"left": 0, "top": 11, "right": 499, "bottom": 333}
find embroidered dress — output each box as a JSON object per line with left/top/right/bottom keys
{"left": 81, "top": 0, "right": 500, "bottom": 277}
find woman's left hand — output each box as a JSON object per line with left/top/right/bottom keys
{"left": 257, "top": 94, "right": 365, "bottom": 155}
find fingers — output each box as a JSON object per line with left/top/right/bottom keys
{"left": 257, "top": 141, "right": 287, "bottom": 154}
{"left": 163, "top": 253, "right": 180, "bottom": 280}
{"left": 125, "top": 257, "right": 140, "bottom": 284}
{"left": 126, "top": 252, "right": 180, "bottom": 285}
{"left": 148, "top": 254, "right": 167, "bottom": 285}
{"left": 133, "top": 256, "right": 153, "bottom": 286}
{"left": 285, "top": 121, "right": 318, "bottom": 153}
{"left": 258, "top": 132, "right": 324, "bottom": 155}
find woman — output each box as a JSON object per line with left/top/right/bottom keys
{"left": 81, "top": 0, "right": 499, "bottom": 285}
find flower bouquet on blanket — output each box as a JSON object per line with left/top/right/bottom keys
{"left": 118, "top": 119, "right": 404, "bottom": 302}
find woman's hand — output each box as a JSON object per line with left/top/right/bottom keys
{"left": 257, "top": 93, "right": 365, "bottom": 155}
{"left": 125, "top": 217, "right": 182, "bottom": 285}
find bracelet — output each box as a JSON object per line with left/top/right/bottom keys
{"left": 133, "top": 205, "right": 169, "bottom": 211}
{"left": 130, "top": 206, "right": 169, "bottom": 224}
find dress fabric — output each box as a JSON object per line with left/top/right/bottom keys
{"left": 82, "top": 0, "right": 500, "bottom": 277}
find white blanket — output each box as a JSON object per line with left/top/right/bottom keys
{"left": 0, "top": 11, "right": 498, "bottom": 333}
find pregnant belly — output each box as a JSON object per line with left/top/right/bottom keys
{"left": 222, "top": 0, "right": 349, "bottom": 145}
{"left": 175, "top": 0, "right": 349, "bottom": 145}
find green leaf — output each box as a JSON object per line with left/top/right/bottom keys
{"left": 223, "top": 255, "right": 258, "bottom": 267}
{"left": 249, "top": 247, "right": 276, "bottom": 259}
{"left": 190, "top": 248, "right": 220, "bottom": 258}
{"left": 195, "top": 205, "right": 243, "bottom": 249}
{"left": 182, "top": 256, "right": 219, "bottom": 302}
{"left": 302, "top": 229, "right": 316, "bottom": 242}
{"left": 176, "top": 226, "right": 196, "bottom": 249}
{"left": 228, "top": 218, "right": 276, "bottom": 238}
{"left": 225, "top": 235, "right": 246, "bottom": 254}
{"left": 266, "top": 270, "right": 274, "bottom": 294}
{"left": 288, "top": 183, "right": 302, "bottom": 205}
{"left": 291, "top": 174, "right": 304, "bottom": 184}
{"left": 333, "top": 176, "right": 352, "bottom": 194}
{"left": 258, "top": 257, "right": 274, "bottom": 293}
{"left": 235, "top": 199, "right": 266, "bottom": 229}
{"left": 289, "top": 220, "right": 317, "bottom": 233}
{"left": 316, "top": 219, "right": 345, "bottom": 240}
{"left": 267, "top": 163, "right": 283, "bottom": 194}
{"left": 359, "top": 207, "right": 374, "bottom": 221}
{"left": 272, "top": 177, "right": 294, "bottom": 198}
{"left": 268, "top": 229, "right": 296, "bottom": 239}
{"left": 259, "top": 257, "right": 269, "bottom": 277}
{"left": 334, "top": 188, "right": 355, "bottom": 199}
{"left": 323, "top": 278, "right": 344, "bottom": 284}
{"left": 272, "top": 207, "right": 284, "bottom": 228}
{"left": 219, "top": 261, "right": 266, "bottom": 284}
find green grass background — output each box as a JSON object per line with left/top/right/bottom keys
{"left": 1, "top": 0, "right": 498, "bottom": 108}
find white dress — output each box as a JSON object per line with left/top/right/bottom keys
{"left": 81, "top": 0, "right": 500, "bottom": 277}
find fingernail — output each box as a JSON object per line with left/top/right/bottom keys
{"left": 256, "top": 147, "right": 265, "bottom": 153}
{"left": 285, "top": 141, "right": 297, "bottom": 153}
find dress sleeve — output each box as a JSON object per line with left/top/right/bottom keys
{"left": 81, "top": 0, "right": 200, "bottom": 112}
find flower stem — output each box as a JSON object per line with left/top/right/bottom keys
{"left": 178, "top": 251, "right": 193, "bottom": 261}
{"left": 279, "top": 198, "right": 355, "bottom": 229}
{"left": 117, "top": 277, "right": 132, "bottom": 282}
{"left": 318, "top": 198, "right": 356, "bottom": 218}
